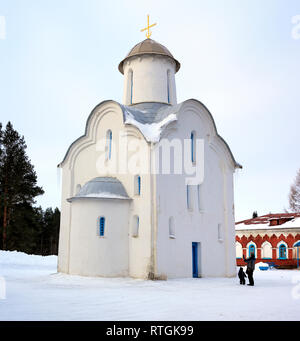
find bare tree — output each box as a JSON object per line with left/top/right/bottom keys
{"left": 289, "top": 168, "right": 300, "bottom": 212}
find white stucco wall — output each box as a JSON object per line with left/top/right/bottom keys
{"left": 58, "top": 101, "right": 154, "bottom": 278}
{"left": 68, "top": 198, "right": 130, "bottom": 277}
{"left": 154, "top": 101, "right": 237, "bottom": 278}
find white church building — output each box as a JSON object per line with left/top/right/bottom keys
{"left": 57, "top": 35, "right": 242, "bottom": 280}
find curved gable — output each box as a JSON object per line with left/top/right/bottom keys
{"left": 58, "top": 98, "right": 241, "bottom": 170}
{"left": 58, "top": 100, "right": 124, "bottom": 168}
{"left": 177, "top": 99, "right": 242, "bottom": 170}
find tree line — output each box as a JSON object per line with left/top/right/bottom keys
{"left": 0, "top": 122, "right": 60, "bottom": 255}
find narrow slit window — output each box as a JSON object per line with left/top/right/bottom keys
{"left": 197, "top": 184, "right": 202, "bottom": 211}
{"left": 167, "top": 70, "right": 171, "bottom": 104}
{"left": 169, "top": 217, "right": 175, "bottom": 238}
{"left": 187, "top": 185, "right": 192, "bottom": 210}
{"left": 138, "top": 175, "right": 141, "bottom": 195}
{"left": 99, "top": 217, "right": 105, "bottom": 237}
{"left": 217, "top": 223, "right": 222, "bottom": 241}
{"left": 106, "top": 130, "right": 112, "bottom": 160}
{"left": 130, "top": 70, "right": 133, "bottom": 104}
{"left": 134, "top": 175, "right": 141, "bottom": 196}
{"left": 132, "top": 215, "right": 139, "bottom": 237}
{"left": 191, "top": 131, "right": 196, "bottom": 163}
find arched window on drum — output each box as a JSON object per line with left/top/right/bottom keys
{"left": 105, "top": 130, "right": 112, "bottom": 160}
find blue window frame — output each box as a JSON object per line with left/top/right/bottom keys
{"left": 278, "top": 244, "right": 287, "bottom": 259}
{"left": 99, "top": 217, "right": 105, "bottom": 237}
{"left": 248, "top": 244, "right": 255, "bottom": 257}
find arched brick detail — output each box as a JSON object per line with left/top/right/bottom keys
{"left": 262, "top": 234, "right": 270, "bottom": 243}
{"left": 270, "top": 234, "right": 278, "bottom": 245}
{"left": 248, "top": 235, "right": 255, "bottom": 243}
{"left": 255, "top": 235, "right": 263, "bottom": 248}
{"left": 286, "top": 234, "right": 296, "bottom": 248}
{"left": 240, "top": 235, "right": 248, "bottom": 248}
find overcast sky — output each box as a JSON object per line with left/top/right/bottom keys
{"left": 0, "top": 0, "right": 299, "bottom": 221}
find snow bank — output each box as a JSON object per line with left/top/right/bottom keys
{"left": 0, "top": 251, "right": 299, "bottom": 321}
{"left": 0, "top": 250, "right": 57, "bottom": 267}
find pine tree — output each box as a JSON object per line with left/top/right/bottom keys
{"left": 289, "top": 168, "right": 300, "bottom": 213}
{"left": 41, "top": 207, "right": 60, "bottom": 255}
{"left": 0, "top": 122, "right": 44, "bottom": 250}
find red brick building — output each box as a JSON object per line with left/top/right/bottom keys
{"left": 235, "top": 213, "right": 300, "bottom": 268}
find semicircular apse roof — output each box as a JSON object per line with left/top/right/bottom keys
{"left": 67, "top": 177, "right": 131, "bottom": 202}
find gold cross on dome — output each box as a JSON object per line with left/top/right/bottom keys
{"left": 140, "top": 15, "right": 157, "bottom": 39}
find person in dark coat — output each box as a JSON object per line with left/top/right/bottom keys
{"left": 238, "top": 267, "right": 247, "bottom": 285}
{"left": 243, "top": 253, "right": 256, "bottom": 286}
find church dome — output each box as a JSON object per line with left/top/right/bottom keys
{"left": 118, "top": 38, "right": 180, "bottom": 74}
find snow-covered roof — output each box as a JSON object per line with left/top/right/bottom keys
{"left": 236, "top": 214, "right": 300, "bottom": 231}
{"left": 121, "top": 102, "right": 179, "bottom": 143}
{"left": 67, "top": 177, "right": 131, "bottom": 202}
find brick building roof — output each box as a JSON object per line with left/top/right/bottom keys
{"left": 236, "top": 213, "right": 300, "bottom": 230}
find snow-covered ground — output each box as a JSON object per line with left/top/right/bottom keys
{"left": 0, "top": 250, "right": 299, "bottom": 321}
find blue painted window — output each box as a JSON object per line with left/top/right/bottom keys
{"left": 134, "top": 175, "right": 141, "bottom": 196}
{"left": 279, "top": 244, "right": 287, "bottom": 259}
{"left": 248, "top": 244, "right": 255, "bottom": 257}
{"left": 99, "top": 217, "right": 105, "bottom": 237}
{"left": 191, "top": 132, "right": 196, "bottom": 163}
{"left": 192, "top": 242, "right": 198, "bottom": 278}
{"left": 138, "top": 176, "right": 141, "bottom": 195}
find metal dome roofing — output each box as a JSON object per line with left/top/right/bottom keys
{"left": 118, "top": 38, "right": 180, "bottom": 74}
{"left": 67, "top": 177, "right": 130, "bottom": 202}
